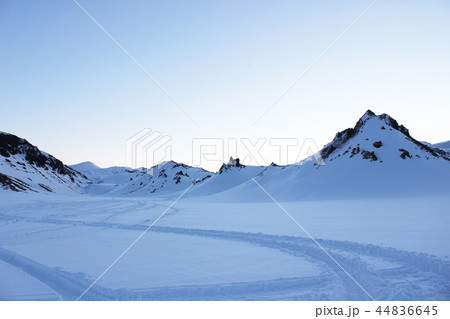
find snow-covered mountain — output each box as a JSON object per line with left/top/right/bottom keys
{"left": 72, "top": 160, "right": 211, "bottom": 196}
{"left": 318, "top": 110, "right": 449, "bottom": 163}
{"left": 145, "top": 161, "right": 212, "bottom": 194}
{"left": 0, "top": 132, "right": 88, "bottom": 193}
{"left": 2, "top": 110, "right": 449, "bottom": 199}
{"left": 207, "top": 110, "right": 450, "bottom": 201}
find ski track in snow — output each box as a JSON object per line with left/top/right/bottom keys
{"left": 0, "top": 209, "right": 449, "bottom": 301}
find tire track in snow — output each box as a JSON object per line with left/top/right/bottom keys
{"left": 133, "top": 275, "right": 333, "bottom": 301}
{"left": 1, "top": 213, "right": 449, "bottom": 300}
{"left": 0, "top": 246, "right": 126, "bottom": 300}
{"left": 0, "top": 246, "right": 333, "bottom": 300}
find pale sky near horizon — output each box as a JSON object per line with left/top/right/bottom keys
{"left": 1, "top": 0, "right": 449, "bottom": 171}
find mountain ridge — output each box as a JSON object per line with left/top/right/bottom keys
{"left": 0, "top": 132, "right": 88, "bottom": 193}
{"left": 1, "top": 110, "right": 449, "bottom": 198}
{"left": 320, "top": 110, "right": 449, "bottom": 162}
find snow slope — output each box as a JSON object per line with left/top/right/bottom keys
{"left": 188, "top": 162, "right": 265, "bottom": 197}
{"left": 0, "top": 132, "right": 88, "bottom": 194}
{"left": 433, "top": 140, "right": 450, "bottom": 153}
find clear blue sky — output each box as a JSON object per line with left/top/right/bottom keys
{"left": 1, "top": 0, "right": 449, "bottom": 170}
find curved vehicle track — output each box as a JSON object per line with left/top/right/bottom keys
{"left": 0, "top": 212, "right": 449, "bottom": 300}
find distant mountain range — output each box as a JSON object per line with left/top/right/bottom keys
{"left": 1, "top": 111, "right": 449, "bottom": 199}
{"left": 70, "top": 160, "right": 212, "bottom": 196}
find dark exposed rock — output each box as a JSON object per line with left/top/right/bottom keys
{"left": 373, "top": 141, "right": 382, "bottom": 148}
{"left": 158, "top": 169, "right": 166, "bottom": 178}
{"left": 321, "top": 110, "right": 375, "bottom": 160}
{"left": 0, "top": 172, "right": 34, "bottom": 192}
{"left": 350, "top": 147, "right": 360, "bottom": 158}
{"left": 219, "top": 157, "right": 244, "bottom": 174}
{"left": 399, "top": 149, "right": 412, "bottom": 159}
{"left": 173, "top": 170, "right": 189, "bottom": 184}
{"left": 227, "top": 157, "right": 243, "bottom": 167}
{"left": 379, "top": 114, "right": 410, "bottom": 137}
{"left": 175, "top": 170, "right": 189, "bottom": 177}
{"left": 361, "top": 150, "right": 378, "bottom": 161}
{"left": 321, "top": 145, "right": 336, "bottom": 160}
{"left": 193, "top": 175, "right": 211, "bottom": 184}
{"left": 173, "top": 162, "right": 189, "bottom": 169}
{"left": 38, "top": 184, "right": 53, "bottom": 192}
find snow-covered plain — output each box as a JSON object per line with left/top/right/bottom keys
{"left": 0, "top": 192, "right": 448, "bottom": 301}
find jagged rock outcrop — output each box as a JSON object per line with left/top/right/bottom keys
{"left": 0, "top": 132, "right": 88, "bottom": 193}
